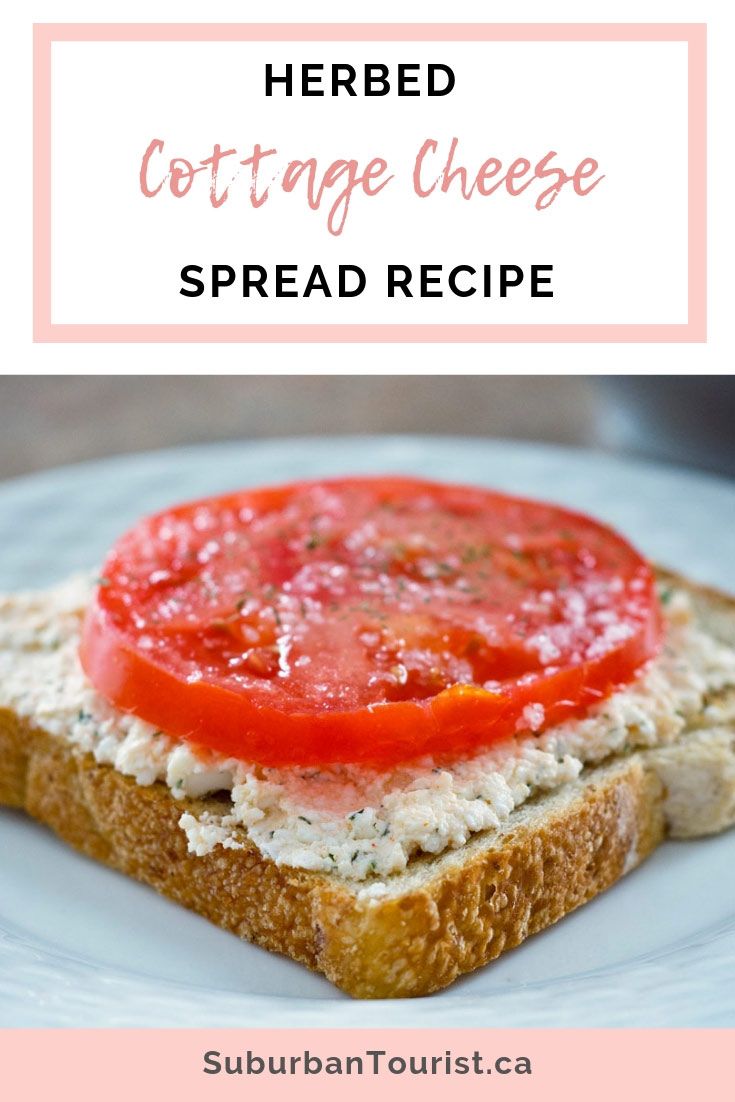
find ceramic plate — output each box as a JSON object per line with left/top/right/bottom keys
{"left": 1, "top": 436, "right": 734, "bottom": 1026}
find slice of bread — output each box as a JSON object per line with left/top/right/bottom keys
{"left": 1, "top": 569, "right": 734, "bottom": 999}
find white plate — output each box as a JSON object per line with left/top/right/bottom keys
{"left": 1, "top": 436, "right": 734, "bottom": 1027}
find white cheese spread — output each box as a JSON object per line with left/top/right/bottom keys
{"left": 1, "top": 575, "right": 734, "bottom": 881}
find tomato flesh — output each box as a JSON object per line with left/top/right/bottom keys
{"left": 79, "top": 477, "right": 662, "bottom": 766}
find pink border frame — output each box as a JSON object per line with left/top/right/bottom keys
{"left": 33, "top": 23, "right": 706, "bottom": 344}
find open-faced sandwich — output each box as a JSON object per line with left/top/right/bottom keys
{"left": 1, "top": 476, "right": 734, "bottom": 997}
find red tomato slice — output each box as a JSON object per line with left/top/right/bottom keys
{"left": 79, "top": 476, "right": 662, "bottom": 767}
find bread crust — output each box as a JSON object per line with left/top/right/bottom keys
{"left": 1, "top": 706, "right": 665, "bottom": 998}
{"left": 0, "top": 567, "right": 733, "bottom": 999}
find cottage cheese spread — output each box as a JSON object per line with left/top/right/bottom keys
{"left": 1, "top": 575, "right": 734, "bottom": 881}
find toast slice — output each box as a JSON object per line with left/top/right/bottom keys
{"left": 1, "top": 569, "right": 734, "bottom": 998}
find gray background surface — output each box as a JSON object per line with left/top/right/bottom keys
{"left": 0, "top": 375, "right": 733, "bottom": 481}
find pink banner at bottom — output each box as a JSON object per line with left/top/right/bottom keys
{"left": 1, "top": 1028, "right": 730, "bottom": 1099}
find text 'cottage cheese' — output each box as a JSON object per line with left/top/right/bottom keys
{"left": 1, "top": 575, "right": 734, "bottom": 883}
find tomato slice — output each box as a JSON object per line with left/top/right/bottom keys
{"left": 79, "top": 476, "right": 662, "bottom": 767}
